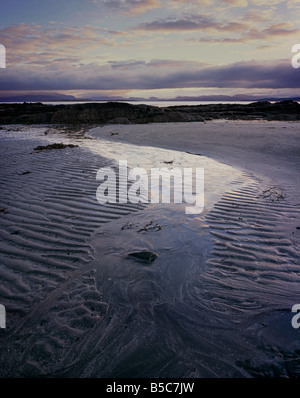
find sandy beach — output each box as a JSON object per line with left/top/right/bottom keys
{"left": 0, "top": 120, "right": 300, "bottom": 378}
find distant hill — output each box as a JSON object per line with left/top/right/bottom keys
{"left": 86, "top": 94, "right": 300, "bottom": 102}
{"left": 0, "top": 92, "right": 299, "bottom": 103}
{"left": 0, "top": 93, "right": 76, "bottom": 102}
{"left": 165, "top": 95, "right": 300, "bottom": 102}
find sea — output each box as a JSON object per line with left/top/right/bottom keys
{"left": 1, "top": 100, "right": 258, "bottom": 107}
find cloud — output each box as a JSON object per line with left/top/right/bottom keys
{"left": 287, "top": 0, "right": 300, "bottom": 7}
{"left": 168, "top": 0, "right": 248, "bottom": 8}
{"left": 167, "top": 0, "right": 294, "bottom": 8}
{"left": 249, "top": 0, "right": 282, "bottom": 5}
{"left": 0, "top": 58, "right": 298, "bottom": 92}
{"left": 132, "top": 12, "right": 298, "bottom": 45}
{"left": 133, "top": 15, "right": 245, "bottom": 33}
{"left": 133, "top": 11, "right": 299, "bottom": 38}
{"left": 0, "top": 23, "right": 116, "bottom": 65}
{"left": 241, "top": 8, "right": 275, "bottom": 23}
{"left": 193, "top": 22, "right": 300, "bottom": 44}
{"left": 147, "top": 59, "right": 209, "bottom": 68}
{"left": 132, "top": 13, "right": 300, "bottom": 46}
{"left": 108, "top": 59, "right": 147, "bottom": 70}
{"left": 101, "top": 0, "right": 161, "bottom": 15}
{"left": 107, "top": 58, "right": 209, "bottom": 70}
{"left": 133, "top": 15, "right": 215, "bottom": 32}
{"left": 222, "top": 0, "right": 248, "bottom": 6}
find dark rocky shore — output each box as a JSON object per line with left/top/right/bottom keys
{"left": 0, "top": 100, "right": 299, "bottom": 125}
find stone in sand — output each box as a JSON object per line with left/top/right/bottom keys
{"left": 33, "top": 143, "right": 79, "bottom": 151}
{"left": 127, "top": 251, "right": 158, "bottom": 263}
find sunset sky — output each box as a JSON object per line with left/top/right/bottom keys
{"left": 0, "top": 0, "right": 299, "bottom": 99}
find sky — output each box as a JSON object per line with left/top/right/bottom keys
{"left": 0, "top": 0, "right": 299, "bottom": 99}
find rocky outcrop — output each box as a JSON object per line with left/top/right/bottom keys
{"left": 167, "top": 100, "right": 300, "bottom": 121}
{"left": 0, "top": 100, "right": 299, "bottom": 125}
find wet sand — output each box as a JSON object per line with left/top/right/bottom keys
{"left": 88, "top": 120, "right": 300, "bottom": 189}
{"left": 0, "top": 121, "right": 300, "bottom": 377}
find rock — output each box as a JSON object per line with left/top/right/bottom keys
{"left": 33, "top": 143, "right": 79, "bottom": 151}
{"left": 0, "top": 100, "right": 299, "bottom": 125}
{"left": 127, "top": 250, "right": 158, "bottom": 263}
{"left": 107, "top": 117, "right": 131, "bottom": 124}
{"left": 18, "top": 171, "right": 31, "bottom": 175}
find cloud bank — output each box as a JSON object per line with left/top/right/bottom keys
{"left": 0, "top": 59, "right": 298, "bottom": 91}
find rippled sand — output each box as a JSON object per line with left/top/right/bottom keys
{"left": 0, "top": 121, "right": 299, "bottom": 377}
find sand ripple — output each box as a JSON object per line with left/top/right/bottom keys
{"left": 0, "top": 129, "right": 143, "bottom": 376}
{"left": 1, "top": 126, "right": 299, "bottom": 377}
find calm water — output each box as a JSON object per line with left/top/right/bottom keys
{"left": 1, "top": 100, "right": 258, "bottom": 107}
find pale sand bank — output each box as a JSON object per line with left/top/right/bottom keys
{"left": 89, "top": 120, "right": 300, "bottom": 190}
{"left": 0, "top": 121, "right": 300, "bottom": 377}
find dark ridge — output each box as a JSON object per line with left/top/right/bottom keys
{"left": 0, "top": 100, "right": 299, "bottom": 125}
